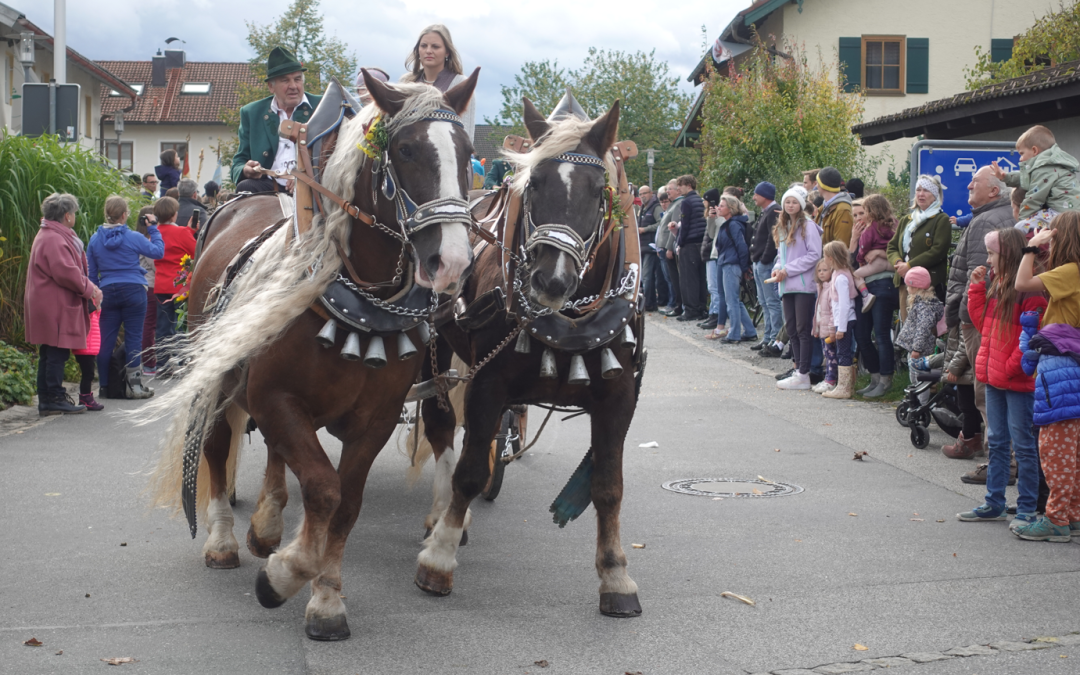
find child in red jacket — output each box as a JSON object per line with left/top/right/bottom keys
{"left": 959, "top": 227, "right": 1046, "bottom": 526}
{"left": 152, "top": 197, "right": 195, "bottom": 376}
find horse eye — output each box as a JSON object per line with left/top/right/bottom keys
{"left": 398, "top": 144, "right": 413, "bottom": 160}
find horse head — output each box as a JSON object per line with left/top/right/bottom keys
{"left": 514, "top": 97, "right": 621, "bottom": 310}
{"left": 362, "top": 68, "right": 479, "bottom": 294}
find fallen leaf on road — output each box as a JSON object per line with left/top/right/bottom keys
{"left": 953, "top": 553, "right": 957, "bottom": 557}
{"left": 757, "top": 475, "right": 776, "bottom": 484}
{"left": 751, "top": 488, "right": 763, "bottom": 495}
{"left": 774, "top": 448, "right": 780, "bottom": 452}
{"left": 44, "top": 493, "right": 60, "bottom": 496}
{"left": 638, "top": 441, "right": 659, "bottom": 448}
{"left": 822, "top": 422, "right": 832, "bottom": 426}
{"left": 55, "top": 650, "right": 63, "bottom": 655}
{"left": 1035, "top": 637, "right": 1059, "bottom": 643}
{"left": 101, "top": 657, "right": 137, "bottom": 665}
{"left": 720, "top": 591, "right": 755, "bottom": 606}
{"left": 24, "top": 638, "right": 42, "bottom": 647}
{"left": 853, "top": 451, "right": 868, "bottom": 460}
{"left": 936, "top": 519, "right": 945, "bottom": 523}
{"left": 625, "top": 672, "right": 643, "bottom": 675}
{"left": 910, "top": 518, "right": 924, "bottom": 522}
{"left": 848, "top": 512, "right": 858, "bottom": 517}
{"left": 534, "top": 660, "right": 549, "bottom": 668}
{"left": 119, "top": 542, "right": 127, "bottom": 547}
{"left": 854, "top": 644, "right": 869, "bottom": 651}
{"left": 712, "top": 497, "right": 723, "bottom": 501}
{"left": 631, "top": 543, "right": 645, "bottom": 549}
{"left": 85, "top": 594, "right": 90, "bottom": 598}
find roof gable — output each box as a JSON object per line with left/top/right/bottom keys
{"left": 98, "top": 61, "right": 261, "bottom": 125}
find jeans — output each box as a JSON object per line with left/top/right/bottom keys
{"left": 36, "top": 344, "right": 69, "bottom": 399}
{"left": 98, "top": 282, "right": 147, "bottom": 386}
{"left": 662, "top": 252, "right": 681, "bottom": 309}
{"left": 721, "top": 263, "right": 757, "bottom": 341}
{"left": 823, "top": 338, "right": 837, "bottom": 383}
{"left": 705, "top": 259, "right": 720, "bottom": 318}
{"left": 836, "top": 319, "right": 856, "bottom": 366}
{"left": 155, "top": 293, "right": 180, "bottom": 369}
{"left": 984, "top": 385, "right": 1039, "bottom": 514}
{"left": 854, "top": 278, "right": 898, "bottom": 377}
{"left": 641, "top": 249, "right": 665, "bottom": 309}
{"left": 753, "top": 261, "right": 783, "bottom": 342}
{"left": 142, "top": 286, "right": 157, "bottom": 368}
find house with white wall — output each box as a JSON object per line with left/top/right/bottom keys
{"left": 97, "top": 52, "right": 259, "bottom": 186}
{"left": 676, "top": 0, "right": 1057, "bottom": 182}
{"left": 0, "top": 2, "right": 135, "bottom": 150}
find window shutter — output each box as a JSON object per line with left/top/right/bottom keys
{"left": 991, "top": 38, "right": 1014, "bottom": 63}
{"left": 906, "top": 38, "right": 929, "bottom": 94}
{"left": 838, "top": 37, "right": 861, "bottom": 92}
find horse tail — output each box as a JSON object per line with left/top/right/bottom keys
{"left": 403, "top": 354, "right": 468, "bottom": 486}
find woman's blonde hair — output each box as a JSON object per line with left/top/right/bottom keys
{"left": 104, "top": 195, "right": 129, "bottom": 224}
{"left": 813, "top": 258, "right": 829, "bottom": 291}
{"left": 403, "top": 25, "right": 463, "bottom": 82}
{"left": 822, "top": 240, "right": 853, "bottom": 273}
{"left": 719, "top": 194, "right": 745, "bottom": 216}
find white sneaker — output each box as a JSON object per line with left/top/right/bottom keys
{"left": 777, "top": 371, "right": 811, "bottom": 390}
{"left": 811, "top": 380, "right": 834, "bottom": 393}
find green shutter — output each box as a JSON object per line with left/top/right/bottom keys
{"left": 907, "top": 37, "right": 929, "bottom": 94}
{"left": 991, "top": 38, "right": 1014, "bottom": 63}
{"left": 839, "top": 37, "right": 861, "bottom": 92}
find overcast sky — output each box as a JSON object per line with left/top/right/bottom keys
{"left": 24, "top": 0, "right": 749, "bottom": 120}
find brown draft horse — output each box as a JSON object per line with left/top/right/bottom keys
{"left": 147, "top": 71, "right": 478, "bottom": 640}
{"left": 414, "top": 97, "right": 645, "bottom": 618}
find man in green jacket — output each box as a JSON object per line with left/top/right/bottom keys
{"left": 232, "top": 46, "right": 323, "bottom": 193}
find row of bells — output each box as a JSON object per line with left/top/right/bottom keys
{"left": 315, "top": 317, "right": 637, "bottom": 386}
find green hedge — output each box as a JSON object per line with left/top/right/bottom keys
{"left": 0, "top": 340, "right": 35, "bottom": 408}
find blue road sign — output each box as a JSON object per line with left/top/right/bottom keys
{"left": 915, "top": 146, "right": 1021, "bottom": 219}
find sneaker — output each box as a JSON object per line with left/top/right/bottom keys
{"left": 861, "top": 293, "right": 876, "bottom": 313}
{"left": 761, "top": 344, "right": 783, "bottom": 358}
{"left": 956, "top": 504, "right": 1007, "bottom": 522}
{"left": 1009, "top": 512, "right": 1038, "bottom": 533}
{"left": 960, "top": 463, "right": 1017, "bottom": 486}
{"left": 812, "top": 380, "right": 835, "bottom": 394}
{"left": 1014, "top": 516, "right": 1072, "bottom": 542}
{"left": 777, "top": 371, "right": 811, "bottom": 390}
{"left": 142, "top": 365, "right": 158, "bottom": 377}
{"left": 1070, "top": 522, "right": 1080, "bottom": 533}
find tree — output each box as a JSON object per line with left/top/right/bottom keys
{"left": 218, "top": 0, "right": 357, "bottom": 183}
{"left": 488, "top": 49, "right": 698, "bottom": 186}
{"left": 964, "top": 1, "right": 1080, "bottom": 89}
{"left": 697, "top": 35, "right": 875, "bottom": 194}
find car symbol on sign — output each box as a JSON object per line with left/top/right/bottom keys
{"left": 954, "top": 158, "right": 978, "bottom": 176}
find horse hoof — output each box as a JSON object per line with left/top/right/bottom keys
{"left": 255, "top": 567, "right": 287, "bottom": 609}
{"left": 204, "top": 551, "right": 240, "bottom": 569}
{"left": 599, "top": 592, "right": 642, "bottom": 618}
{"left": 305, "top": 614, "right": 351, "bottom": 641}
{"left": 247, "top": 528, "right": 278, "bottom": 559}
{"left": 414, "top": 565, "right": 453, "bottom": 596}
{"left": 459, "top": 529, "right": 468, "bottom": 546}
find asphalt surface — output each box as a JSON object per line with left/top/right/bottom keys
{"left": 1, "top": 312, "right": 1078, "bottom": 675}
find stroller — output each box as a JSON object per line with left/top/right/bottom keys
{"left": 895, "top": 366, "right": 963, "bottom": 449}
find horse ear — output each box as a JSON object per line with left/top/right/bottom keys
{"left": 586, "top": 100, "right": 620, "bottom": 156}
{"left": 444, "top": 67, "right": 480, "bottom": 116}
{"left": 523, "top": 97, "right": 550, "bottom": 143}
{"left": 364, "top": 69, "right": 406, "bottom": 117}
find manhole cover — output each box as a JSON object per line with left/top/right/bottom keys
{"left": 662, "top": 478, "right": 804, "bottom": 498}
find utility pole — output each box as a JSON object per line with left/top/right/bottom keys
{"left": 53, "top": 0, "right": 66, "bottom": 83}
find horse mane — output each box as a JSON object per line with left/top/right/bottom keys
{"left": 502, "top": 117, "right": 618, "bottom": 193}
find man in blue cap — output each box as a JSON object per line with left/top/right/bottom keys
{"left": 231, "top": 46, "right": 323, "bottom": 193}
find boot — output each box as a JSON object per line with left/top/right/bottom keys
{"left": 78, "top": 392, "right": 104, "bottom": 411}
{"left": 39, "top": 393, "right": 86, "bottom": 417}
{"left": 942, "top": 432, "right": 982, "bottom": 459}
{"left": 823, "top": 365, "right": 855, "bottom": 399}
{"left": 863, "top": 374, "right": 892, "bottom": 398}
{"left": 126, "top": 367, "right": 155, "bottom": 399}
{"left": 856, "top": 373, "right": 880, "bottom": 396}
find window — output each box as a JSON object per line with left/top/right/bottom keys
{"left": 109, "top": 83, "right": 144, "bottom": 96}
{"left": 180, "top": 82, "right": 211, "bottom": 94}
{"left": 105, "top": 141, "right": 133, "bottom": 171}
{"left": 862, "top": 36, "right": 904, "bottom": 94}
{"left": 161, "top": 141, "right": 187, "bottom": 164}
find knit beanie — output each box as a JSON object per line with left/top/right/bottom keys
{"left": 702, "top": 188, "right": 721, "bottom": 206}
{"left": 817, "top": 167, "right": 843, "bottom": 193}
{"left": 782, "top": 185, "right": 808, "bottom": 210}
{"left": 984, "top": 229, "right": 1001, "bottom": 254}
{"left": 754, "top": 181, "right": 776, "bottom": 201}
{"left": 904, "top": 266, "right": 932, "bottom": 290}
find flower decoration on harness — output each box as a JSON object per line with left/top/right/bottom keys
{"left": 357, "top": 114, "right": 388, "bottom": 160}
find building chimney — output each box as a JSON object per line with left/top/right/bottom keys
{"left": 152, "top": 51, "right": 166, "bottom": 87}
{"left": 164, "top": 49, "right": 186, "bottom": 70}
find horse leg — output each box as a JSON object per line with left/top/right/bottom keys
{"left": 247, "top": 449, "right": 288, "bottom": 558}
{"left": 415, "top": 382, "right": 503, "bottom": 595}
{"left": 201, "top": 403, "right": 248, "bottom": 569}
{"left": 591, "top": 390, "right": 641, "bottom": 617}
{"left": 420, "top": 392, "right": 471, "bottom": 543}
{"left": 254, "top": 408, "right": 341, "bottom": 609}
{"left": 304, "top": 418, "right": 394, "bottom": 641}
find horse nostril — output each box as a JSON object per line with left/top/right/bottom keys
{"left": 424, "top": 253, "right": 442, "bottom": 277}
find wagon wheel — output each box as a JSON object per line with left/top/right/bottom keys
{"left": 740, "top": 270, "right": 763, "bottom": 328}
{"left": 482, "top": 409, "right": 521, "bottom": 501}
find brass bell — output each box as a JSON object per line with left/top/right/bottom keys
{"left": 397, "top": 332, "right": 418, "bottom": 360}
{"left": 316, "top": 318, "right": 337, "bottom": 348}
{"left": 539, "top": 348, "right": 557, "bottom": 379}
{"left": 417, "top": 322, "right": 431, "bottom": 345}
{"left": 514, "top": 330, "right": 531, "bottom": 354}
{"left": 568, "top": 354, "right": 590, "bottom": 386}
{"left": 364, "top": 335, "right": 388, "bottom": 368}
{"left": 340, "top": 332, "right": 362, "bottom": 361}
{"left": 621, "top": 325, "right": 637, "bottom": 349}
{"left": 600, "top": 348, "right": 623, "bottom": 379}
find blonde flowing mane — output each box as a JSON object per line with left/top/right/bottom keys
{"left": 502, "top": 117, "right": 618, "bottom": 193}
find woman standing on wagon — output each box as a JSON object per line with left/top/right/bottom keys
{"left": 401, "top": 24, "right": 475, "bottom": 142}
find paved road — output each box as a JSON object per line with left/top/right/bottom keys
{"left": 2, "top": 314, "right": 1078, "bottom": 675}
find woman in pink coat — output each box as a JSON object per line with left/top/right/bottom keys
{"left": 24, "top": 193, "right": 103, "bottom": 416}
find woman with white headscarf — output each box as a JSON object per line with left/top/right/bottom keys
{"left": 886, "top": 174, "right": 952, "bottom": 320}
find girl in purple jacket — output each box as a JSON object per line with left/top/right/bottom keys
{"left": 771, "top": 185, "right": 823, "bottom": 390}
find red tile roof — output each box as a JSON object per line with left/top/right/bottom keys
{"left": 97, "top": 61, "right": 261, "bottom": 124}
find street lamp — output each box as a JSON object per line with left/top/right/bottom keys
{"left": 113, "top": 110, "right": 124, "bottom": 170}
{"left": 646, "top": 148, "right": 655, "bottom": 190}
{"left": 18, "top": 32, "right": 35, "bottom": 79}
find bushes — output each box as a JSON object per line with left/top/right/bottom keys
{"left": 0, "top": 132, "right": 149, "bottom": 345}
{"left": 0, "top": 340, "right": 35, "bottom": 408}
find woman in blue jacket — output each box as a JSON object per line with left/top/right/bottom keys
{"left": 711, "top": 194, "right": 758, "bottom": 343}
{"left": 87, "top": 196, "right": 164, "bottom": 398}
